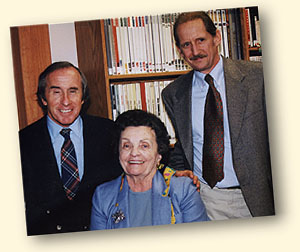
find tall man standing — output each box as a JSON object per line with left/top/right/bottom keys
{"left": 162, "top": 11, "right": 275, "bottom": 220}
{"left": 19, "top": 61, "right": 122, "bottom": 235}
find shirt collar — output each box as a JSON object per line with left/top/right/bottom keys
{"left": 210, "top": 55, "right": 223, "bottom": 89}
{"left": 193, "top": 55, "right": 223, "bottom": 89}
{"left": 47, "top": 115, "right": 82, "bottom": 140}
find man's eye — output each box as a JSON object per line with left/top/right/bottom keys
{"left": 196, "top": 38, "right": 205, "bottom": 43}
{"left": 69, "top": 89, "right": 78, "bottom": 94}
{"left": 181, "top": 42, "right": 191, "bottom": 49}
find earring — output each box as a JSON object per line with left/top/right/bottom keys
{"left": 157, "top": 163, "right": 164, "bottom": 170}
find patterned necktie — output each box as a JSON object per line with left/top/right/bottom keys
{"left": 60, "top": 128, "right": 80, "bottom": 200}
{"left": 202, "top": 74, "right": 224, "bottom": 188}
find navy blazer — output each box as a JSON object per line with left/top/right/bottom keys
{"left": 90, "top": 171, "right": 209, "bottom": 230}
{"left": 19, "top": 114, "right": 122, "bottom": 235}
{"left": 162, "top": 58, "right": 275, "bottom": 217}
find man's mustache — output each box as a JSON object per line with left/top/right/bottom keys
{"left": 189, "top": 54, "right": 207, "bottom": 60}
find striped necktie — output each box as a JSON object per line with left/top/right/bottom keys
{"left": 60, "top": 128, "right": 80, "bottom": 200}
{"left": 202, "top": 74, "right": 224, "bottom": 188}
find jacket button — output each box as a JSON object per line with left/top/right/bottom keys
{"left": 56, "top": 225, "right": 62, "bottom": 231}
{"left": 46, "top": 210, "right": 50, "bottom": 214}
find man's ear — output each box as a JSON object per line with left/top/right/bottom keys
{"left": 214, "top": 29, "right": 222, "bottom": 47}
{"left": 42, "top": 98, "right": 47, "bottom": 106}
{"left": 177, "top": 45, "right": 184, "bottom": 59}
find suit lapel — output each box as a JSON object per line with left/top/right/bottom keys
{"left": 152, "top": 172, "right": 171, "bottom": 225}
{"left": 38, "top": 117, "right": 65, "bottom": 195}
{"left": 81, "top": 116, "right": 89, "bottom": 183}
{"left": 173, "top": 71, "right": 194, "bottom": 168}
{"left": 223, "top": 58, "right": 248, "bottom": 151}
{"left": 81, "top": 115, "right": 98, "bottom": 187}
{"left": 111, "top": 176, "right": 130, "bottom": 229}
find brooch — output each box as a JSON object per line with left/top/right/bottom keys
{"left": 112, "top": 210, "right": 125, "bottom": 224}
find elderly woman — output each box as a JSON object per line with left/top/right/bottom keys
{"left": 90, "top": 110, "right": 209, "bottom": 230}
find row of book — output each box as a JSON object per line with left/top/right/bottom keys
{"left": 104, "top": 14, "right": 190, "bottom": 76}
{"left": 227, "top": 7, "right": 262, "bottom": 60}
{"left": 103, "top": 9, "right": 235, "bottom": 76}
{"left": 104, "top": 7, "right": 262, "bottom": 76}
{"left": 110, "top": 81, "right": 176, "bottom": 143}
{"left": 207, "top": 9, "right": 230, "bottom": 59}
{"left": 249, "top": 56, "right": 262, "bottom": 62}
{"left": 243, "top": 7, "right": 261, "bottom": 48}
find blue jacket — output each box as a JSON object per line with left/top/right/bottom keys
{"left": 90, "top": 171, "right": 209, "bottom": 230}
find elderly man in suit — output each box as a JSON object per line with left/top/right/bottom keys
{"left": 162, "top": 11, "right": 275, "bottom": 220}
{"left": 19, "top": 61, "right": 123, "bottom": 235}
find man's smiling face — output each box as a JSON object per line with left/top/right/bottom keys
{"left": 42, "top": 67, "right": 84, "bottom": 127}
{"left": 177, "top": 18, "right": 221, "bottom": 74}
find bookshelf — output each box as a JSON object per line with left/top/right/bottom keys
{"left": 239, "top": 7, "right": 262, "bottom": 61}
{"left": 76, "top": 7, "right": 262, "bottom": 141}
{"left": 11, "top": 7, "right": 261, "bottom": 132}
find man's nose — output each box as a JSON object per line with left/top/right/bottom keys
{"left": 191, "top": 43, "right": 201, "bottom": 56}
{"left": 61, "top": 93, "right": 70, "bottom": 106}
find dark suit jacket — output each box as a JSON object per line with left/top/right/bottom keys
{"left": 162, "top": 58, "right": 275, "bottom": 217}
{"left": 19, "top": 114, "right": 122, "bottom": 235}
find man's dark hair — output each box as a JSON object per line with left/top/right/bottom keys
{"left": 173, "top": 11, "right": 217, "bottom": 48}
{"left": 36, "top": 61, "right": 90, "bottom": 114}
{"left": 115, "top": 109, "right": 170, "bottom": 165}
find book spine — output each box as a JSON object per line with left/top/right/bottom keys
{"left": 112, "top": 18, "right": 120, "bottom": 74}
{"left": 135, "top": 83, "right": 142, "bottom": 109}
{"left": 244, "top": 8, "right": 252, "bottom": 47}
{"left": 254, "top": 16, "right": 261, "bottom": 47}
{"left": 221, "top": 9, "right": 230, "bottom": 58}
{"left": 148, "top": 16, "right": 155, "bottom": 73}
{"left": 120, "top": 18, "right": 129, "bottom": 74}
{"left": 108, "top": 19, "right": 117, "bottom": 75}
{"left": 115, "top": 18, "right": 123, "bottom": 74}
{"left": 110, "top": 84, "right": 117, "bottom": 120}
{"left": 140, "top": 82, "right": 147, "bottom": 111}
{"left": 140, "top": 16, "right": 147, "bottom": 73}
{"left": 118, "top": 84, "right": 125, "bottom": 114}
{"left": 114, "top": 84, "right": 120, "bottom": 117}
{"left": 128, "top": 17, "right": 136, "bottom": 74}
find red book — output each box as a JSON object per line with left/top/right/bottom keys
{"left": 112, "top": 18, "right": 120, "bottom": 70}
{"left": 244, "top": 9, "right": 251, "bottom": 47}
{"left": 140, "top": 82, "right": 147, "bottom": 111}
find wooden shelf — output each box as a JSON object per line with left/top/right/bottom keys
{"left": 249, "top": 47, "right": 261, "bottom": 51}
{"left": 108, "top": 71, "right": 190, "bottom": 83}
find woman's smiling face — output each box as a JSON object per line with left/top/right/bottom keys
{"left": 119, "top": 126, "right": 162, "bottom": 180}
